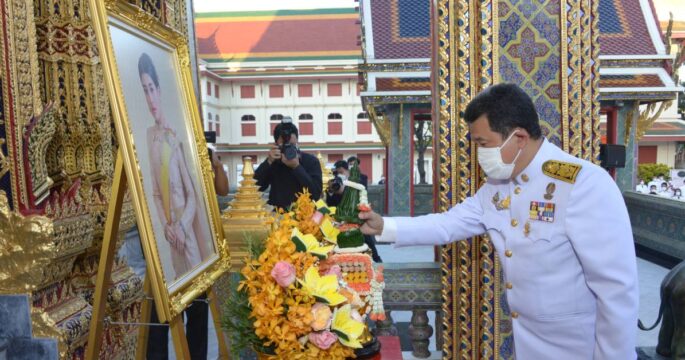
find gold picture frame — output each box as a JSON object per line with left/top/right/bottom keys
{"left": 89, "top": 0, "right": 229, "bottom": 323}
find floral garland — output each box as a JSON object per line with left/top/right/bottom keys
{"left": 239, "top": 190, "right": 369, "bottom": 359}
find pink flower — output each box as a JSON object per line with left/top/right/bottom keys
{"left": 310, "top": 303, "right": 333, "bottom": 331}
{"left": 309, "top": 331, "right": 338, "bottom": 350}
{"left": 325, "top": 265, "right": 343, "bottom": 280}
{"left": 311, "top": 211, "right": 324, "bottom": 224}
{"left": 270, "top": 261, "right": 296, "bottom": 287}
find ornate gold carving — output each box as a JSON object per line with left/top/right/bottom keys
{"left": 435, "top": 0, "right": 453, "bottom": 357}
{"left": 367, "top": 105, "right": 392, "bottom": 147}
{"left": 591, "top": 0, "right": 602, "bottom": 162}
{"left": 31, "top": 279, "right": 92, "bottom": 358}
{"left": 25, "top": 103, "right": 57, "bottom": 205}
{"left": 0, "top": 139, "right": 9, "bottom": 179}
{"left": 0, "top": 191, "right": 55, "bottom": 292}
{"left": 567, "top": 0, "right": 582, "bottom": 155}
{"left": 222, "top": 157, "right": 271, "bottom": 272}
{"left": 476, "top": 0, "right": 496, "bottom": 355}
{"left": 580, "top": 0, "right": 593, "bottom": 160}
{"left": 1, "top": 0, "right": 44, "bottom": 208}
{"left": 223, "top": 157, "right": 270, "bottom": 222}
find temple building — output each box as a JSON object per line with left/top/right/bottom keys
{"left": 194, "top": 8, "right": 386, "bottom": 188}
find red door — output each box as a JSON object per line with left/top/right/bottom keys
{"left": 358, "top": 154, "right": 372, "bottom": 184}
{"left": 638, "top": 146, "right": 657, "bottom": 164}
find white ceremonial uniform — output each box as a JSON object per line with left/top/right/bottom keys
{"left": 378, "top": 139, "right": 639, "bottom": 359}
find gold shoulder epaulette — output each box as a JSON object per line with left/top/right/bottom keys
{"left": 542, "top": 160, "right": 581, "bottom": 184}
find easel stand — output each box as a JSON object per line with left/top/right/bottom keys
{"left": 85, "top": 152, "right": 228, "bottom": 359}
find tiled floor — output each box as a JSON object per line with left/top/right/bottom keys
{"left": 173, "top": 245, "right": 669, "bottom": 359}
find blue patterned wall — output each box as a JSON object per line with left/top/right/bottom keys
{"left": 499, "top": 0, "right": 563, "bottom": 146}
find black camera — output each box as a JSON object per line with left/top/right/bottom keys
{"left": 330, "top": 175, "right": 344, "bottom": 193}
{"left": 278, "top": 120, "right": 299, "bottom": 160}
{"left": 280, "top": 143, "right": 298, "bottom": 161}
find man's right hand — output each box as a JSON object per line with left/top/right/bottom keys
{"left": 267, "top": 146, "right": 281, "bottom": 164}
{"left": 359, "top": 210, "right": 384, "bottom": 235}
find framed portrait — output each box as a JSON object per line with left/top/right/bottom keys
{"left": 90, "top": 1, "right": 229, "bottom": 322}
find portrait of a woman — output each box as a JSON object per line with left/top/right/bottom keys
{"left": 137, "top": 53, "right": 211, "bottom": 280}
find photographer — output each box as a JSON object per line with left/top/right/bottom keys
{"left": 326, "top": 160, "right": 382, "bottom": 263}
{"left": 325, "top": 160, "right": 350, "bottom": 207}
{"left": 254, "top": 118, "right": 322, "bottom": 209}
{"left": 347, "top": 156, "right": 368, "bottom": 188}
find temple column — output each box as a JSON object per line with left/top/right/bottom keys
{"left": 386, "top": 104, "right": 413, "bottom": 216}
{"left": 616, "top": 101, "right": 640, "bottom": 191}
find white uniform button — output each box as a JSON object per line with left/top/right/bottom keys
{"left": 511, "top": 311, "right": 519, "bottom": 319}
{"left": 506, "top": 282, "right": 513, "bottom": 289}
{"left": 505, "top": 250, "right": 513, "bottom": 257}
{"left": 514, "top": 187, "right": 521, "bottom": 195}
{"left": 511, "top": 219, "right": 519, "bottom": 227}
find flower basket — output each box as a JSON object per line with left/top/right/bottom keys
{"left": 223, "top": 190, "right": 385, "bottom": 359}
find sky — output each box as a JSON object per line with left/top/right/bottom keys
{"left": 193, "top": 0, "right": 355, "bottom": 13}
{"left": 652, "top": 0, "right": 685, "bottom": 22}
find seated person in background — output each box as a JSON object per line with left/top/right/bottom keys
{"left": 673, "top": 188, "right": 683, "bottom": 200}
{"left": 658, "top": 182, "right": 672, "bottom": 197}
{"left": 635, "top": 180, "right": 648, "bottom": 193}
{"left": 649, "top": 185, "right": 658, "bottom": 195}
{"left": 254, "top": 118, "right": 322, "bottom": 210}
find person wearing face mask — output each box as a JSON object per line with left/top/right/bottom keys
{"left": 658, "top": 182, "right": 671, "bottom": 197}
{"left": 358, "top": 83, "right": 638, "bottom": 360}
{"left": 673, "top": 188, "right": 683, "bottom": 200}
{"left": 635, "top": 179, "right": 648, "bottom": 193}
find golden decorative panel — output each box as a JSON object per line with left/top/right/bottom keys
{"left": 0, "top": 0, "right": 195, "bottom": 357}
{"left": 434, "top": 0, "right": 600, "bottom": 357}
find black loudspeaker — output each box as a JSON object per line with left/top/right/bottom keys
{"left": 599, "top": 144, "right": 626, "bottom": 168}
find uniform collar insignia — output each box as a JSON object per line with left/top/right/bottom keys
{"left": 542, "top": 160, "right": 581, "bottom": 184}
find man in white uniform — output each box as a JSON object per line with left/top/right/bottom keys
{"left": 360, "top": 84, "right": 638, "bottom": 359}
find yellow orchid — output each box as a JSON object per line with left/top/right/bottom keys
{"left": 320, "top": 218, "right": 340, "bottom": 244}
{"left": 331, "top": 304, "right": 365, "bottom": 348}
{"left": 291, "top": 228, "right": 335, "bottom": 259}
{"left": 299, "top": 267, "right": 347, "bottom": 306}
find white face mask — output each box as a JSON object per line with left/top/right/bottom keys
{"left": 477, "top": 131, "right": 522, "bottom": 180}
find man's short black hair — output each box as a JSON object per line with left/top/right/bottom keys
{"left": 464, "top": 83, "right": 542, "bottom": 140}
{"left": 347, "top": 156, "right": 360, "bottom": 165}
{"left": 273, "top": 122, "right": 299, "bottom": 142}
{"left": 333, "top": 160, "right": 349, "bottom": 170}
